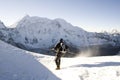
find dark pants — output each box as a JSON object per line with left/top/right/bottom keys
{"left": 55, "top": 52, "right": 62, "bottom": 68}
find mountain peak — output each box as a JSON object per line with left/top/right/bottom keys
{"left": 21, "top": 15, "right": 31, "bottom": 21}
{"left": 0, "top": 20, "right": 6, "bottom": 28}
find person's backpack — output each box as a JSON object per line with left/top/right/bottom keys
{"left": 60, "top": 42, "right": 67, "bottom": 54}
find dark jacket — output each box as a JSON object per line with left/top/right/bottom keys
{"left": 54, "top": 41, "right": 68, "bottom": 57}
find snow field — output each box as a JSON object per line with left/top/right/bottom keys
{"left": 0, "top": 40, "right": 120, "bottom": 80}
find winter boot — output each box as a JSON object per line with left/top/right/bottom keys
{"left": 56, "top": 65, "right": 60, "bottom": 70}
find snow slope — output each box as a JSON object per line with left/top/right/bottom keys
{"left": 0, "top": 40, "right": 60, "bottom": 80}
{"left": 0, "top": 40, "right": 120, "bottom": 80}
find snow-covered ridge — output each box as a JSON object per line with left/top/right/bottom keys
{"left": 0, "top": 40, "right": 60, "bottom": 80}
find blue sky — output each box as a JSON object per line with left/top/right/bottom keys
{"left": 0, "top": 0, "right": 120, "bottom": 32}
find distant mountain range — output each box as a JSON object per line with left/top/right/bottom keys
{"left": 0, "top": 15, "right": 120, "bottom": 56}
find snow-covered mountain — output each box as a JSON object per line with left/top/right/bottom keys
{"left": 10, "top": 15, "right": 108, "bottom": 49}
{"left": 0, "top": 15, "right": 120, "bottom": 56}
{"left": 95, "top": 31, "right": 120, "bottom": 46}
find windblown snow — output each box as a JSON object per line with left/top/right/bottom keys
{"left": 0, "top": 40, "right": 120, "bottom": 80}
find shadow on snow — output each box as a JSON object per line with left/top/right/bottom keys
{"left": 69, "top": 62, "right": 120, "bottom": 68}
